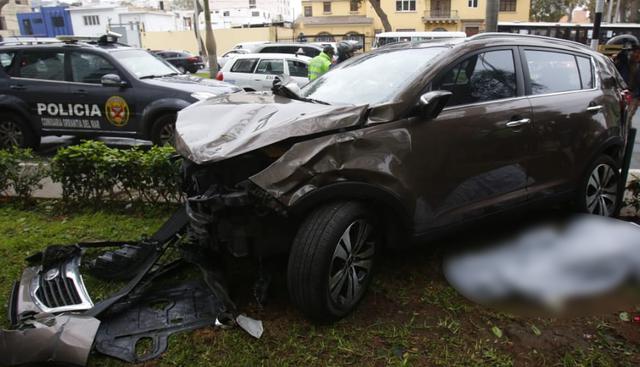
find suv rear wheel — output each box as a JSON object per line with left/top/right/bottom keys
{"left": 150, "top": 113, "right": 177, "bottom": 147}
{"left": 288, "top": 201, "right": 378, "bottom": 321}
{"left": 577, "top": 155, "right": 621, "bottom": 217}
{"left": 0, "top": 112, "right": 39, "bottom": 150}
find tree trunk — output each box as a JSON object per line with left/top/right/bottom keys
{"left": 202, "top": 0, "right": 218, "bottom": 78}
{"left": 368, "top": 0, "right": 392, "bottom": 32}
{"left": 631, "top": 0, "right": 639, "bottom": 22}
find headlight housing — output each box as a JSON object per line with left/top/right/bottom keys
{"left": 190, "top": 92, "right": 217, "bottom": 101}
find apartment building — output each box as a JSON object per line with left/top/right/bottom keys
{"left": 295, "top": 0, "right": 530, "bottom": 41}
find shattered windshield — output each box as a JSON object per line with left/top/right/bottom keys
{"left": 300, "top": 47, "right": 446, "bottom": 106}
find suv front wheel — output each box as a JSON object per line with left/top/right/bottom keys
{"left": 577, "top": 155, "right": 621, "bottom": 217}
{"left": 288, "top": 201, "right": 378, "bottom": 322}
{"left": 150, "top": 113, "right": 177, "bottom": 146}
{"left": 0, "top": 112, "right": 39, "bottom": 150}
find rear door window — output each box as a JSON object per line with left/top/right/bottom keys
{"left": 287, "top": 59, "right": 308, "bottom": 77}
{"left": 576, "top": 56, "right": 594, "bottom": 89}
{"left": 524, "top": 50, "right": 581, "bottom": 94}
{"left": 433, "top": 49, "right": 517, "bottom": 107}
{"left": 13, "top": 51, "right": 65, "bottom": 81}
{"left": 255, "top": 59, "right": 284, "bottom": 75}
{"left": 230, "top": 58, "right": 258, "bottom": 73}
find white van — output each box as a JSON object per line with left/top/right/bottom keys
{"left": 216, "top": 53, "right": 311, "bottom": 91}
{"left": 372, "top": 31, "right": 466, "bottom": 49}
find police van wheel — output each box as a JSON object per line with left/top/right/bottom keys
{"left": 150, "top": 113, "right": 177, "bottom": 147}
{"left": 0, "top": 112, "right": 39, "bottom": 150}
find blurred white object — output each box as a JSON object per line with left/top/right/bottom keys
{"left": 444, "top": 216, "right": 640, "bottom": 307}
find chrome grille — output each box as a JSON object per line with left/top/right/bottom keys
{"left": 31, "top": 256, "right": 93, "bottom": 313}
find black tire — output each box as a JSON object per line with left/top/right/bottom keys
{"left": 287, "top": 201, "right": 378, "bottom": 322}
{"left": 0, "top": 112, "right": 40, "bottom": 150}
{"left": 150, "top": 113, "right": 177, "bottom": 147}
{"left": 576, "top": 155, "right": 621, "bottom": 217}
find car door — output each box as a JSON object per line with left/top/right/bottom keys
{"left": 225, "top": 57, "right": 259, "bottom": 90}
{"left": 520, "top": 48, "right": 609, "bottom": 199}
{"left": 68, "top": 50, "right": 139, "bottom": 134}
{"left": 253, "top": 58, "right": 285, "bottom": 91}
{"left": 285, "top": 58, "right": 309, "bottom": 87}
{"left": 413, "top": 47, "right": 533, "bottom": 229}
{"left": 7, "top": 49, "right": 72, "bottom": 133}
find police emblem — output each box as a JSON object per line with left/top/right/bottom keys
{"left": 105, "top": 96, "right": 130, "bottom": 127}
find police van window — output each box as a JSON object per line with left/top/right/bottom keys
{"left": 524, "top": 50, "right": 581, "bottom": 94}
{"left": 255, "top": 59, "right": 284, "bottom": 75}
{"left": 231, "top": 58, "right": 258, "bottom": 73}
{"left": 577, "top": 56, "right": 594, "bottom": 89}
{"left": 15, "top": 51, "right": 65, "bottom": 81}
{"left": 71, "top": 52, "right": 119, "bottom": 84}
{"left": 287, "top": 59, "right": 307, "bottom": 77}
{"left": 0, "top": 52, "right": 15, "bottom": 72}
{"left": 433, "top": 50, "right": 517, "bottom": 107}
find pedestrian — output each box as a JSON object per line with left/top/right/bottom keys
{"left": 308, "top": 46, "right": 334, "bottom": 81}
{"left": 335, "top": 41, "right": 356, "bottom": 65}
{"left": 626, "top": 46, "right": 640, "bottom": 119}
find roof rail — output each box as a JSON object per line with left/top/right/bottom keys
{"left": 470, "top": 32, "right": 589, "bottom": 48}
{"left": 0, "top": 37, "right": 61, "bottom": 46}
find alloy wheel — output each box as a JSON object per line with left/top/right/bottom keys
{"left": 328, "top": 219, "right": 375, "bottom": 307}
{"left": 585, "top": 163, "right": 618, "bottom": 217}
{"left": 0, "top": 120, "right": 24, "bottom": 149}
{"left": 159, "top": 123, "right": 176, "bottom": 147}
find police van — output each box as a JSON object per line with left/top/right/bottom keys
{"left": 0, "top": 33, "right": 241, "bottom": 149}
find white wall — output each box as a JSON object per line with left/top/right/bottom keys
{"left": 68, "top": 6, "right": 127, "bottom": 36}
{"left": 119, "top": 12, "right": 176, "bottom": 32}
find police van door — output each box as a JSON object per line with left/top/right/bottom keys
{"left": 7, "top": 50, "right": 72, "bottom": 132}
{"left": 67, "top": 51, "right": 138, "bottom": 134}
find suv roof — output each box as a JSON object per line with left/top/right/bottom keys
{"left": 229, "top": 53, "right": 312, "bottom": 61}
{"left": 0, "top": 34, "right": 133, "bottom": 53}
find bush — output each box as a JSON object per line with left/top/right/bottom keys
{"left": 0, "top": 148, "right": 48, "bottom": 203}
{"left": 51, "top": 141, "right": 182, "bottom": 203}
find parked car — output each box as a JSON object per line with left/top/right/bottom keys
{"left": 174, "top": 33, "right": 631, "bottom": 321}
{"left": 0, "top": 35, "right": 240, "bottom": 149}
{"left": 253, "top": 43, "right": 323, "bottom": 57}
{"left": 216, "top": 53, "right": 311, "bottom": 91}
{"left": 152, "top": 50, "right": 204, "bottom": 74}
{"left": 217, "top": 48, "right": 250, "bottom": 68}
{"left": 232, "top": 41, "right": 271, "bottom": 51}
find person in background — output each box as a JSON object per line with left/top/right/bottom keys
{"left": 308, "top": 46, "right": 334, "bottom": 81}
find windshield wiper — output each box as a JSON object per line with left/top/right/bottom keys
{"left": 139, "top": 73, "right": 179, "bottom": 79}
{"left": 302, "top": 97, "right": 330, "bottom": 105}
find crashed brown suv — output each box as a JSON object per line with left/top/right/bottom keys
{"left": 175, "top": 33, "right": 632, "bottom": 321}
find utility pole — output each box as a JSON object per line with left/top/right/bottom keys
{"left": 485, "top": 0, "right": 499, "bottom": 32}
{"left": 202, "top": 0, "right": 218, "bottom": 77}
{"left": 591, "top": 0, "right": 605, "bottom": 50}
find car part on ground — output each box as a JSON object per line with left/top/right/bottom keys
{"left": 0, "top": 314, "right": 101, "bottom": 367}
{"left": 0, "top": 205, "right": 265, "bottom": 366}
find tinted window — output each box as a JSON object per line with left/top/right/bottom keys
{"left": 525, "top": 50, "right": 581, "bottom": 95}
{"left": 577, "top": 56, "right": 594, "bottom": 89}
{"left": 231, "top": 58, "right": 258, "bottom": 73}
{"left": 287, "top": 59, "right": 307, "bottom": 77}
{"left": 433, "top": 50, "right": 517, "bottom": 107}
{"left": 14, "top": 51, "right": 65, "bottom": 81}
{"left": 0, "top": 52, "right": 15, "bottom": 73}
{"left": 255, "top": 59, "right": 284, "bottom": 75}
{"left": 303, "top": 47, "right": 320, "bottom": 57}
{"left": 71, "top": 52, "right": 119, "bottom": 84}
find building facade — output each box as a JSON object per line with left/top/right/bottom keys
{"left": 212, "top": 0, "right": 293, "bottom": 22}
{"left": 295, "top": 0, "right": 530, "bottom": 44}
{"left": 0, "top": 0, "right": 31, "bottom": 36}
{"left": 17, "top": 5, "right": 73, "bottom": 37}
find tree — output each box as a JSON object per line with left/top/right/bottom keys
{"left": 355, "top": 0, "right": 392, "bottom": 32}
{"left": 201, "top": 0, "right": 218, "bottom": 77}
{"left": 530, "top": 0, "right": 586, "bottom": 22}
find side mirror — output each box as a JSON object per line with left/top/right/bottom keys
{"left": 101, "top": 74, "right": 126, "bottom": 88}
{"left": 418, "top": 90, "right": 452, "bottom": 120}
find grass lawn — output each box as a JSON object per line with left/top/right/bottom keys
{"left": 194, "top": 72, "right": 211, "bottom": 79}
{"left": 1, "top": 200, "right": 639, "bottom": 366}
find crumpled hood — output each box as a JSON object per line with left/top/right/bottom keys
{"left": 175, "top": 92, "right": 369, "bottom": 164}
{"left": 143, "top": 75, "right": 241, "bottom": 94}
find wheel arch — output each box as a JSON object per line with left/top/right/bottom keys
{"left": 288, "top": 182, "right": 413, "bottom": 248}
{"left": 141, "top": 98, "right": 191, "bottom": 138}
{"left": 0, "top": 96, "right": 39, "bottom": 135}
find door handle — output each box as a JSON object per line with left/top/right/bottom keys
{"left": 73, "top": 89, "right": 88, "bottom": 95}
{"left": 9, "top": 84, "right": 25, "bottom": 90}
{"left": 506, "top": 118, "right": 531, "bottom": 128}
{"left": 586, "top": 105, "right": 603, "bottom": 112}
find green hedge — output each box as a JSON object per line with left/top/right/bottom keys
{"left": 50, "top": 141, "right": 182, "bottom": 203}
{"left": 0, "top": 149, "right": 48, "bottom": 203}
